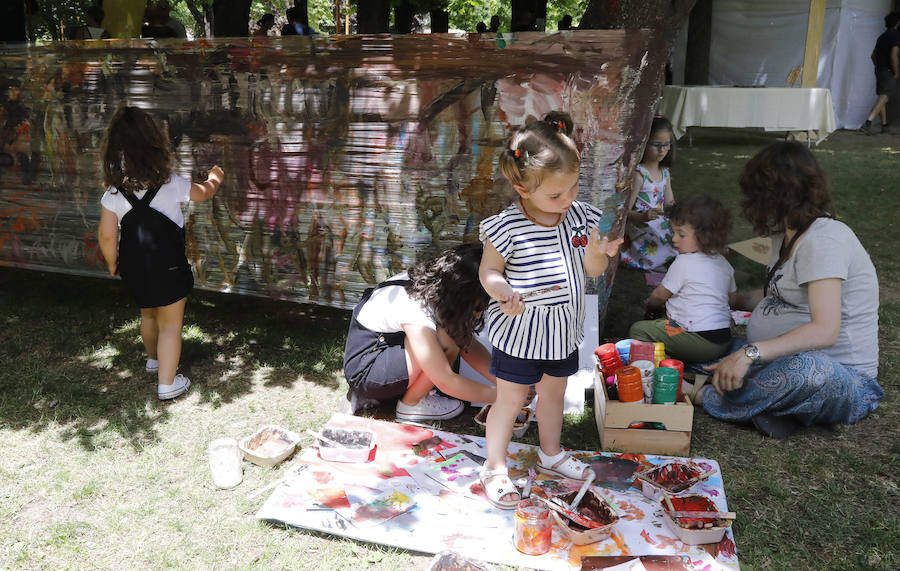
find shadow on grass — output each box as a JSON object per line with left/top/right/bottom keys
{"left": 0, "top": 266, "right": 350, "bottom": 450}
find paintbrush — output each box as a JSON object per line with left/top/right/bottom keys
{"left": 246, "top": 463, "right": 303, "bottom": 500}
{"left": 532, "top": 495, "right": 603, "bottom": 529}
{"left": 522, "top": 467, "right": 537, "bottom": 499}
{"left": 567, "top": 469, "right": 596, "bottom": 511}
{"left": 305, "top": 429, "right": 343, "bottom": 448}
{"left": 664, "top": 510, "right": 736, "bottom": 520}
{"left": 519, "top": 284, "right": 562, "bottom": 300}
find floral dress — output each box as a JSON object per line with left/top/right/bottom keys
{"left": 620, "top": 165, "right": 676, "bottom": 272}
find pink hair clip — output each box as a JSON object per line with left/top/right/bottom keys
{"left": 514, "top": 149, "right": 522, "bottom": 159}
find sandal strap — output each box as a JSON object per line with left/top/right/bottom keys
{"left": 480, "top": 467, "right": 509, "bottom": 479}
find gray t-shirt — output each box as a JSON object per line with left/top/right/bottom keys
{"left": 747, "top": 218, "right": 879, "bottom": 377}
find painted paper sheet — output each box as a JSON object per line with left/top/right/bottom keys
{"left": 256, "top": 413, "right": 740, "bottom": 570}
{"left": 0, "top": 32, "right": 664, "bottom": 314}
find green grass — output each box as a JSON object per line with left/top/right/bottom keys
{"left": 1, "top": 129, "right": 898, "bottom": 569}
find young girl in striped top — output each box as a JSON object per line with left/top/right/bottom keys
{"left": 478, "top": 111, "right": 623, "bottom": 509}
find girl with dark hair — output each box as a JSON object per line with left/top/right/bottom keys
{"left": 698, "top": 141, "right": 883, "bottom": 439}
{"left": 621, "top": 116, "right": 678, "bottom": 281}
{"left": 478, "top": 111, "right": 622, "bottom": 508}
{"left": 629, "top": 194, "right": 735, "bottom": 363}
{"left": 342, "top": 243, "right": 497, "bottom": 421}
{"left": 97, "top": 106, "right": 224, "bottom": 400}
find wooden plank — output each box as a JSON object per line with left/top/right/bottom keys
{"left": 801, "top": 0, "right": 827, "bottom": 87}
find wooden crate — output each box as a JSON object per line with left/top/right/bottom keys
{"left": 593, "top": 367, "right": 693, "bottom": 456}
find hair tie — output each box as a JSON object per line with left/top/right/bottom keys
{"left": 555, "top": 120, "right": 564, "bottom": 131}
{"left": 513, "top": 148, "right": 521, "bottom": 159}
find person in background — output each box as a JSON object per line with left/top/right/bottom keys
{"left": 620, "top": 116, "right": 678, "bottom": 284}
{"left": 860, "top": 11, "right": 900, "bottom": 135}
{"left": 557, "top": 14, "right": 573, "bottom": 31}
{"left": 281, "top": 6, "right": 316, "bottom": 36}
{"left": 254, "top": 13, "right": 275, "bottom": 37}
{"left": 475, "top": 21, "right": 487, "bottom": 34}
{"left": 69, "top": 5, "right": 109, "bottom": 40}
{"left": 488, "top": 15, "right": 500, "bottom": 33}
{"left": 698, "top": 142, "right": 883, "bottom": 439}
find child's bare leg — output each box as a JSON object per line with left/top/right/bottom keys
{"left": 139, "top": 307, "right": 159, "bottom": 360}
{"left": 535, "top": 374, "right": 592, "bottom": 478}
{"left": 485, "top": 379, "right": 529, "bottom": 473}
{"left": 535, "top": 374, "right": 566, "bottom": 456}
{"left": 402, "top": 329, "right": 496, "bottom": 405}
{"left": 155, "top": 298, "right": 186, "bottom": 385}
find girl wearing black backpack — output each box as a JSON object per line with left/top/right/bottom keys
{"left": 97, "top": 106, "right": 223, "bottom": 400}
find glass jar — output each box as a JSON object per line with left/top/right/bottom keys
{"left": 514, "top": 499, "right": 551, "bottom": 555}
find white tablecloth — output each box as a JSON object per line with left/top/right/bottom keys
{"left": 659, "top": 86, "right": 837, "bottom": 143}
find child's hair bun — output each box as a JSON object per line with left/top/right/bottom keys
{"left": 543, "top": 111, "right": 573, "bottom": 137}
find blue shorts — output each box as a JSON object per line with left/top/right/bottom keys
{"left": 490, "top": 348, "right": 578, "bottom": 385}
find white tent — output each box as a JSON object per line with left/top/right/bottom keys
{"left": 669, "top": 0, "right": 893, "bottom": 130}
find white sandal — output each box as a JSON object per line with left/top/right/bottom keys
{"left": 536, "top": 453, "right": 592, "bottom": 480}
{"left": 479, "top": 467, "right": 520, "bottom": 510}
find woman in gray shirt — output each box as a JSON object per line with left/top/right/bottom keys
{"left": 697, "top": 142, "right": 884, "bottom": 438}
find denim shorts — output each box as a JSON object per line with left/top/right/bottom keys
{"left": 490, "top": 348, "right": 578, "bottom": 385}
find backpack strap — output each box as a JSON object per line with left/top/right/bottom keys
{"left": 120, "top": 185, "right": 163, "bottom": 209}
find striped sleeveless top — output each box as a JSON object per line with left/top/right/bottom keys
{"left": 479, "top": 200, "right": 603, "bottom": 360}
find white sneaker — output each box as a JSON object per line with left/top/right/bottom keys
{"left": 158, "top": 374, "right": 190, "bottom": 400}
{"left": 396, "top": 390, "right": 464, "bottom": 421}
{"left": 146, "top": 358, "right": 159, "bottom": 373}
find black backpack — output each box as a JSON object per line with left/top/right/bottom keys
{"left": 118, "top": 185, "right": 190, "bottom": 285}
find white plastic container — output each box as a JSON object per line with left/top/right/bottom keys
{"left": 239, "top": 425, "right": 301, "bottom": 467}
{"left": 316, "top": 427, "right": 376, "bottom": 463}
{"left": 208, "top": 438, "right": 243, "bottom": 489}
{"left": 474, "top": 404, "right": 533, "bottom": 438}
{"left": 659, "top": 495, "right": 732, "bottom": 545}
{"left": 636, "top": 461, "right": 713, "bottom": 501}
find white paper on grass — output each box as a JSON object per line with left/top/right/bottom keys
{"left": 461, "top": 293, "right": 599, "bottom": 413}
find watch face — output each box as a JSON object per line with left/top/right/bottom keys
{"left": 744, "top": 345, "right": 760, "bottom": 362}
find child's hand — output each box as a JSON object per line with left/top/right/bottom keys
{"left": 497, "top": 292, "right": 525, "bottom": 316}
{"left": 207, "top": 165, "right": 224, "bottom": 183}
{"left": 587, "top": 228, "right": 624, "bottom": 258}
{"left": 645, "top": 208, "right": 661, "bottom": 221}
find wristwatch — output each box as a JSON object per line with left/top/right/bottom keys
{"left": 742, "top": 344, "right": 762, "bottom": 364}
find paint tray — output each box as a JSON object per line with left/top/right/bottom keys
{"left": 660, "top": 494, "right": 732, "bottom": 545}
{"left": 634, "top": 461, "right": 714, "bottom": 501}
{"left": 549, "top": 488, "right": 619, "bottom": 545}
{"left": 316, "top": 427, "right": 376, "bottom": 463}
{"left": 239, "top": 425, "right": 300, "bottom": 467}
{"left": 473, "top": 404, "right": 533, "bottom": 438}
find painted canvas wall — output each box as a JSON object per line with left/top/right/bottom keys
{"left": 0, "top": 32, "right": 665, "bottom": 315}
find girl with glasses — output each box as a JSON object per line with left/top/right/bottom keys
{"left": 621, "top": 115, "right": 678, "bottom": 283}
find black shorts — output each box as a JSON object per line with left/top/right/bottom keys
{"left": 123, "top": 264, "right": 193, "bottom": 309}
{"left": 342, "top": 284, "right": 411, "bottom": 400}
{"left": 876, "top": 68, "right": 897, "bottom": 96}
{"left": 490, "top": 348, "right": 578, "bottom": 385}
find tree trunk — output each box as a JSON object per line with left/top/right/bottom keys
{"left": 395, "top": 1, "right": 415, "bottom": 35}
{"left": 211, "top": 0, "right": 252, "bottom": 38}
{"left": 357, "top": 0, "right": 391, "bottom": 34}
{"left": 429, "top": 10, "right": 448, "bottom": 33}
{"left": 0, "top": 0, "right": 26, "bottom": 42}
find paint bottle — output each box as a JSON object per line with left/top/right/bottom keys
{"left": 514, "top": 499, "right": 551, "bottom": 555}
{"left": 615, "top": 338, "right": 634, "bottom": 365}
{"left": 652, "top": 367, "right": 680, "bottom": 404}
{"left": 615, "top": 366, "right": 644, "bottom": 403}
{"left": 629, "top": 340, "right": 655, "bottom": 365}
{"left": 659, "top": 358, "right": 685, "bottom": 401}
{"left": 594, "top": 343, "right": 623, "bottom": 377}
{"left": 653, "top": 342, "right": 666, "bottom": 367}
{"left": 629, "top": 360, "right": 655, "bottom": 403}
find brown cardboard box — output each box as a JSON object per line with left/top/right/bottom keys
{"left": 593, "top": 367, "right": 693, "bottom": 456}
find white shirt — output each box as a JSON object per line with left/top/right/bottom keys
{"left": 356, "top": 273, "right": 437, "bottom": 333}
{"left": 479, "top": 200, "right": 603, "bottom": 360}
{"left": 663, "top": 252, "right": 736, "bottom": 332}
{"left": 100, "top": 174, "right": 191, "bottom": 227}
